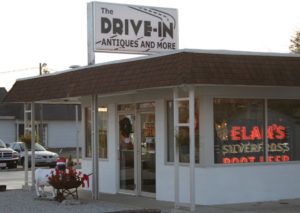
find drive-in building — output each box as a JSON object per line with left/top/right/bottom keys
{"left": 4, "top": 49, "right": 300, "bottom": 205}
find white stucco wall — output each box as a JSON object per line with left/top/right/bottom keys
{"left": 47, "top": 121, "right": 82, "bottom": 148}
{"left": 156, "top": 163, "right": 300, "bottom": 205}
{"left": 81, "top": 102, "right": 118, "bottom": 194}
{"left": 196, "top": 164, "right": 300, "bottom": 205}
{"left": 0, "top": 119, "right": 15, "bottom": 143}
{"left": 156, "top": 86, "right": 300, "bottom": 205}
{"left": 81, "top": 86, "right": 300, "bottom": 205}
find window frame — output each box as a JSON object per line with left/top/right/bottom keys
{"left": 165, "top": 99, "right": 200, "bottom": 164}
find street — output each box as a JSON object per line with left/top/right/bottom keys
{"left": 0, "top": 166, "right": 32, "bottom": 190}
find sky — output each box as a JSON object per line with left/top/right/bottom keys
{"left": 0, "top": 0, "right": 300, "bottom": 90}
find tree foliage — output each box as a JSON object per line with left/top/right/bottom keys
{"left": 289, "top": 30, "right": 300, "bottom": 54}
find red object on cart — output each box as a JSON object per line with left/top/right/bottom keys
{"left": 56, "top": 157, "right": 66, "bottom": 171}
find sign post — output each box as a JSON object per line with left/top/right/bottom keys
{"left": 86, "top": 1, "right": 179, "bottom": 201}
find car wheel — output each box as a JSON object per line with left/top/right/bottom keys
{"left": 21, "top": 158, "right": 24, "bottom": 168}
{"left": 21, "top": 158, "right": 32, "bottom": 168}
{"left": 8, "top": 162, "right": 17, "bottom": 169}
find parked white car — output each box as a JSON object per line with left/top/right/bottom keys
{"left": 9, "top": 142, "right": 59, "bottom": 168}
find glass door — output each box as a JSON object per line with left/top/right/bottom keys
{"left": 139, "top": 112, "right": 156, "bottom": 195}
{"left": 118, "top": 103, "right": 156, "bottom": 196}
{"left": 119, "top": 114, "right": 135, "bottom": 192}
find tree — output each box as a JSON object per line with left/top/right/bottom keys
{"left": 289, "top": 30, "right": 300, "bottom": 53}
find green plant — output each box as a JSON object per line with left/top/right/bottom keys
{"left": 20, "top": 134, "right": 31, "bottom": 148}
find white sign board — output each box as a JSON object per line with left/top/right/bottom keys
{"left": 88, "top": 2, "right": 178, "bottom": 54}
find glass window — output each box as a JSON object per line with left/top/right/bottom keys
{"left": 214, "top": 98, "right": 300, "bottom": 164}
{"left": 85, "top": 107, "right": 92, "bottom": 158}
{"left": 98, "top": 106, "right": 108, "bottom": 159}
{"left": 167, "top": 100, "right": 200, "bottom": 163}
{"left": 214, "top": 99, "right": 265, "bottom": 164}
{"left": 85, "top": 106, "right": 108, "bottom": 159}
{"left": 167, "top": 101, "right": 174, "bottom": 162}
{"left": 267, "top": 100, "right": 300, "bottom": 162}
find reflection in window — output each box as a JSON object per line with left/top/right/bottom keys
{"left": 85, "top": 107, "right": 92, "bottom": 158}
{"left": 98, "top": 106, "right": 108, "bottom": 159}
{"left": 176, "top": 127, "right": 190, "bottom": 163}
{"left": 268, "top": 100, "right": 300, "bottom": 162}
{"left": 179, "top": 101, "right": 189, "bottom": 123}
{"left": 85, "top": 106, "right": 109, "bottom": 159}
{"left": 214, "top": 99, "right": 265, "bottom": 164}
{"left": 167, "top": 100, "right": 199, "bottom": 163}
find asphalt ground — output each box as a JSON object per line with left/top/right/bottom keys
{"left": 1, "top": 187, "right": 300, "bottom": 213}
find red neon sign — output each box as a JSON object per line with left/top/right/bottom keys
{"left": 230, "top": 124, "right": 285, "bottom": 141}
{"left": 220, "top": 123, "right": 290, "bottom": 164}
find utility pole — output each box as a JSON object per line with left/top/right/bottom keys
{"left": 39, "top": 63, "right": 48, "bottom": 146}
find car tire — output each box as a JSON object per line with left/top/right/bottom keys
{"left": 21, "top": 158, "right": 24, "bottom": 168}
{"left": 20, "top": 158, "right": 32, "bottom": 168}
{"left": 8, "top": 163, "right": 17, "bottom": 169}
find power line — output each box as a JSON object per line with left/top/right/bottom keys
{"left": 0, "top": 67, "right": 56, "bottom": 74}
{"left": 0, "top": 67, "right": 37, "bottom": 74}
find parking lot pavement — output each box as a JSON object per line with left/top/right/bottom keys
{"left": 2, "top": 185, "right": 300, "bottom": 213}
{"left": 2, "top": 168, "right": 300, "bottom": 213}
{"left": 0, "top": 166, "right": 32, "bottom": 190}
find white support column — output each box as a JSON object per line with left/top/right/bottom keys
{"left": 31, "top": 102, "right": 36, "bottom": 189}
{"left": 173, "top": 87, "right": 196, "bottom": 211}
{"left": 87, "top": 2, "right": 95, "bottom": 66}
{"left": 88, "top": 2, "right": 97, "bottom": 198}
{"left": 91, "top": 95, "right": 99, "bottom": 200}
{"left": 75, "top": 105, "right": 80, "bottom": 166}
{"left": 23, "top": 103, "right": 30, "bottom": 190}
{"left": 189, "top": 87, "right": 196, "bottom": 211}
{"left": 22, "top": 102, "right": 36, "bottom": 190}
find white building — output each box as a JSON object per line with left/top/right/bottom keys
{"left": 4, "top": 49, "right": 300, "bottom": 206}
{"left": 0, "top": 88, "right": 81, "bottom": 149}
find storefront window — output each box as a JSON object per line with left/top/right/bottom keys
{"left": 167, "top": 101, "right": 174, "bottom": 162}
{"left": 98, "top": 106, "right": 108, "bottom": 158}
{"left": 267, "top": 100, "right": 300, "bottom": 162}
{"left": 85, "top": 106, "right": 108, "bottom": 159}
{"left": 85, "top": 107, "right": 92, "bottom": 158}
{"left": 167, "top": 100, "right": 199, "bottom": 163}
{"left": 214, "top": 98, "right": 300, "bottom": 164}
{"left": 214, "top": 99, "right": 265, "bottom": 164}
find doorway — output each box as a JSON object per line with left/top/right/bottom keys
{"left": 118, "top": 103, "right": 156, "bottom": 196}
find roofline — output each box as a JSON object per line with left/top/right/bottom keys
{"left": 14, "top": 48, "right": 300, "bottom": 83}
{"left": 14, "top": 50, "right": 184, "bottom": 83}
{"left": 183, "top": 48, "right": 300, "bottom": 57}
{"left": 97, "top": 83, "right": 300, "bottom": 99}
{"left": 0, "top": 116, "right": 15, "bottom": 120}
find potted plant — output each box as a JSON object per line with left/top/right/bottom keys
{"left": 48, "top": 160, "right": 90, "bottom": 202}
{"left": 20, "top": 134, "right": 32, "bottom": 148}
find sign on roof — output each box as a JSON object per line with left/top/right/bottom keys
{"left": 88, "top": 2, "right": 178, "bottom": 54}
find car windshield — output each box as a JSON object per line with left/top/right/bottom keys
{"left": 0, "top": 139, "right": 6, "bottom": 148}
{"left": 20, "top": 143, "right": 46, "bottom": 151}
